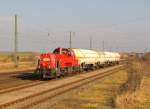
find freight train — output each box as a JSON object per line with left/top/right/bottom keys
{"left": 35, "top": 48, "right": 120, "bottom": 79}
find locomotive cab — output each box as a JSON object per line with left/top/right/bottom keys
{"left": 53, "top": 48, "right": 78, "bottom": 69}
{"left": 53, "top": 48, "right": 79, "bottom": 77}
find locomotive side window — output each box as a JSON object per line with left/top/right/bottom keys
{"left": 70, "top": 50, "right": 74, "bottom": 56}
{"left": 53, "top": 48, "right": 73, "bottom": 56}
{"left": 62, "top": 48, "right": 70, "bottom": 55}
{"left": 62, "top": 49, "right": 67, "bottom": 55}
{"left": 67, "top": 50, "right": 72, "bottom": 56}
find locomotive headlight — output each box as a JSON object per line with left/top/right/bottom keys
{"left": 43, "top": 58, "right": 50, "bottom": 62}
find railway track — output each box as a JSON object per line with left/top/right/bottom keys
{"left": 0, "top": 65, "right": 120, "bottom": 94}
{"left": 0, "top": 72, "right": 43, "bottom": 93}
{"left": 0, "top": 65, "right": 121, "bottom": 94}
{"left": 0, "top": 81, "right": 45, "bottom": 94}
{"left": 0, "top": 65, "right": 124, "bottom": 109}
{"left": 0, "top": 69, "right": 35, "bottom": 76}
{"left": 0, "top": 72, "right": 79, "bottom": 94}
{"left": 0, "top": 70, "right": 91, "bottom": 94}
{"left": 0, "top": 70, "right": 37, "bottom": 90}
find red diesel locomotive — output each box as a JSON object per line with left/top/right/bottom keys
{"left": 35, "top": 48, "right": 79, "bottom": 79}
{"left": 35, "top": 47, "right": 121, "bottom": 79}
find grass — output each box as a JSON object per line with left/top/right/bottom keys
{"left": 0, "top": 52, "right": 39, "bottom": 72}
{"left": 50, "top": 70, "right": 128, "bottom": 109}
{"left": 0, "top": 52, "right": 39, "bottom": 62}
{"left": 115, "top": 54, "right": 150, "bottom": 109}
{"left": 115, "top": 76, "right": 150, "bottom": 109}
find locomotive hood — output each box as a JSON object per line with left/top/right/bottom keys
{"left": 39, "top": 53, "right": 56, "bottom": 69}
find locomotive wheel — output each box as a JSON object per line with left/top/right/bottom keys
{"left": 42, "top": 69, "right": 48, "bottom": 80}
{"left": 34, "top": 68, "right": 43, "bottom": 80}
{"left": 56, "top": 68, "right": 61, "bottom": 77}
{"left": 39, "top": 71, "right": 44, "bottom": 80}
{"left": 56, "top": 61, "right": 61, "bottom": 78}
{"left": 34, "top": 68, "right": 39, "bottom": 75}
{"left": 67, "top": 67, "right": 73, "bottom": 76}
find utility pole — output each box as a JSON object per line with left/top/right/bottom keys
{"left": 14, "top": 14, "right": 18, "bottom": 67}
{"left": 102, "top": 40, "right": 104, "bottom": 51}
{"left": 69, "top": 31, "right": 72, "bottom": 49}
{"left": 109, "top": 46, "right": 112, "bottom": 52}
{"left": 90, "top": 36, "right": 92, "bottom": 49}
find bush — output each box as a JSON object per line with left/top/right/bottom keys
{"left": 115, "top": 55, "right": 150, "bottom": 109}
{"left": 126, "top": 61, "right": 143, "bottom": 92}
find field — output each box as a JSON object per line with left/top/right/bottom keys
{"left": 115, "top": 53, "right": 150, "bottom": 109}
{"left": 0, "top": 52, "right": 39, "bottom": 72}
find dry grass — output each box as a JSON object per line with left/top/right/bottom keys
{"left": 115, "top": 54, "right": 150, "bottom": 109}
{"left": 115, "top": 77, "right": 150, "bottom": 109}
{"left": 50, "top": 70, "right": 128, "bottom": 109}
{"left": 0, "top": 52, "right": 39, "bottom": 63}
{"left": 0, "top": 52, "right": 39, "bottom": 72}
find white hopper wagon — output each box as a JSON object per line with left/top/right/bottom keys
{"left": 114, "top": 52, "right": 120, "bottom": 64}
{"left": 103, "top": 52, "right": 111, "bottom": 64}
{"left": 72, "top": 48, "right": 99, "bottom": 70}
{"left": 97, "top": 51, "right": 106, "bottom": 67}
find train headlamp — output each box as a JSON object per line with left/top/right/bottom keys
{"left": 43, "top": 58, "right": 50, "bottom": 62}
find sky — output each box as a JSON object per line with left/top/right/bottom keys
{"left": 0, "top": 0, "right": 150, "bottom": 52}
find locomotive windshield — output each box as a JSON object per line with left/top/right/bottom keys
{"left": 53, "top": 48, "right": 60, "bottom": 54}
{"left": 53, "top": 48, "right": 74, "bottom": 56}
